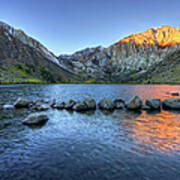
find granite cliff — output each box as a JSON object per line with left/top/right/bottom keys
{"left": 59, "top": 26, "right": 180, "bottom": 82}
{"left": 1, "top": 22, "right": 180, "bottom": 83}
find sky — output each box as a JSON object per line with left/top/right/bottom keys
{"left": 0, "top": 0, "right": 180, "bottom": 55}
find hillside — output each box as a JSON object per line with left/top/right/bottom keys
{"left": 59, "top": 26, "right": 180, "bottom": 82}
{"left": 0, "top": 22, "right": 77, "bottom": 83}
{"left": 1, "top": 22, "right": 180, "bottom": 84}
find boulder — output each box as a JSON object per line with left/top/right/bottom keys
{"left": 98, "top": 98, "right": 115, "bottom": 110}
{"left": 33, "top": 100, "right": 50, "bottom": 111}
{"left": 23, "top": 113, "right": 49, "bottom": 125}
{"left": 141, "top": 105, "right": 151, "bottom": 110}
{"left": 83, "top": 98, "right": 96, "bottom": 110}
{"left": 65, "top": 100, "right": 76, "bottom": 110}
{"left": 145, "top": 98, "right": 161, "bottom": 109}
{"left": 125, "top": 96, "right": 142, "bottom": 110}
{"left": 14, "top": 98, "right": 33, "bottom": 108}
{"left": 114, "top": 99, "right": 124, "bottom": 109}
{"left": 166, "top": 92, "right": 179, "bottom": 96}
{"left": 163, "top": 98, "right": 180, "bottom": 110}
{"left": 171, "top": 92, "right": 179, "bottom": 96}
{"left": 73, "top": 102, "right": 88, "bottom": 111}
{"left": 54, "top": 102, "right": 65, "bottom": 109}
{"left": 34, "top": 104, "right": 50, "bottom": 111}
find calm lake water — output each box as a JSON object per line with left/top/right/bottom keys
{"left": 0, "top": 84, "right": 180, "bottom": 180}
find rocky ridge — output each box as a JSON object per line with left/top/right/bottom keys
{"left": 58, "top": 26, "right": 180, "bottom": 82}
{"left": 0, "top": 21, "right": 77, "bottom": 83}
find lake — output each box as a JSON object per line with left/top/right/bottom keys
{"left": 0, "top": 84, "right": 180, "bottom": 180}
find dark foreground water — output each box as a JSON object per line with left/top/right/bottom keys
{"left": 0, "top": 84, "right": 180, "bottom": 180}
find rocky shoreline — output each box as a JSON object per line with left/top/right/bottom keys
{"left": 1, "top": 94, "right": 180, "bottom": 126}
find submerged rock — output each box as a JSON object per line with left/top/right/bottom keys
{"left": 145, "top": 98, "right": 161, "bottom": 109}
{"left": 163, "top": 98, "right": 180, "bottom": 110}
{"left": 125, "top": 96, "right": 142, "bottom": 110}
{"left": 14, "top": 98, "right": 33, "bottom": 108}
{"left": 98, "top": 98, "right": 115, "bottom": 110}
{"left": 114, "top": 99, "right": 124, "bottom": 109}
{"left": 23, "top": 113, "right": 49, "bottom": 125}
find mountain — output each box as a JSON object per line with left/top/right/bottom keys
{"left": 58, "top": 26, "right": 180, "bottom": 82}
{"left": 1, "top": 22, "right": 180, "bottom": 84}
{"left": 0, "top": 22, "right": 77, "bottom": 83}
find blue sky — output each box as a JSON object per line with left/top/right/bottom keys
{"left": 0, "top": 0, "right": 180, "bottom": 55}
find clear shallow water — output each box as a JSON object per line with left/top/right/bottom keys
{"left": 0, "top": 84, "right": 180, "bottom": 179}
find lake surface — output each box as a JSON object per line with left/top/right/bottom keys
{"left": 0, "top": 84, "right": 180, "bottom": 180}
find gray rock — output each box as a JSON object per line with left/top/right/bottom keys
{"left": 3, "top": 105, "right": 14, "bottom": 110}
{"left": 114, "top": 99, "right": 124, "bottom": 109}
{"left": 49, "top": 99, "right": 56, "bottom": 107}
{"left": 83, "top": 98, "right": 96, "bottom": 110}
{"left": 145, "top": 98, "right": 161, "bottom": 109}
{"left": 73, "top": 102, "right": 88, "bottom": 111}
{"left": 35, "top": 104, "right": 50, "bottom": 111}
{"left": 54, "top": 102, "right": 65, "bottom": 109}
{"left": 14, "top": 98, "right": 33, "bottom": 108}
{"left": 163, "top": 98, "right": 180, "bottom": 110}
{"left": 65, "top": 100, "right": 76, "bottom": 110}
{"left": 125, "top": 96, "right": 142, "bottom": 110}
{"left": 98, "top": 98, "right": 115, "bottom": 110}
{"left": 141, "top": 105, "right": 151, "bottom": 110}
{"left": 33, "top": 100, "right": 50, "bottom": 111}
{"left": 171, "top": 92, "right": 179, "bottom": 96}
{"left": 23, "top": 113, "right": 49, "bottom": 125}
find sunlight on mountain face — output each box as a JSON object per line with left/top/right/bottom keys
{"left": 116, "top": 26, "right": 180, "bottom": 47}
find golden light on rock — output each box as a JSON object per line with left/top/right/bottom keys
{"left": 116, "top": 26, "right": 180, "bottom": 47}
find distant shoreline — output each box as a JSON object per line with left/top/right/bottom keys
{"left": 0, "top": 81, "right": 179, "bottom": 85}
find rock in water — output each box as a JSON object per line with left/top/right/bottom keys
{"left": 23, "top": 113, "right": 49, "bottom": 125}
{"left": 163, "top": 98, "right": 180, "bottom": 110}
{"left": 171, "top": 92, "right": 179, "bottom": 96}
{"left": 54, "top": 102, "right": 66, "bottom": 109}
{"left": 35, "top": 104, "right": 50, "bottom": 111}
{"left": 65, "top": 100, "right": 76, "bottom": 110}
{"left": 125, "top": 96, "right": 142, "bottom": 110}
{"left": 141, "top": 105, "right": 151, "bottom": 110}
{"left": 98, "top": 98, "right": 115, "bottom": 110}
{"left": 49, "top": 99, "right": 56, "bottom": 107}
{"left": 73, "top": 102, "right": 88, "bottom": 111}
{"left": 33, "top": 100, "right": 50, "bottom": 111}
{"left": 114, "top": 99, "right": 124, "bottom": 109}
{"left": 83, "top": 98, "right": 96, "bottom": 110}
{"left": 145, "top": 98, "right": 161, "bottom": 109}
{"left": 14, "top": 98, "right": 32, "bottom": 108}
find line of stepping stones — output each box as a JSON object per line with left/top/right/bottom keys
{"left": 2, "top": 95, "right": 180, "bottom": 126}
